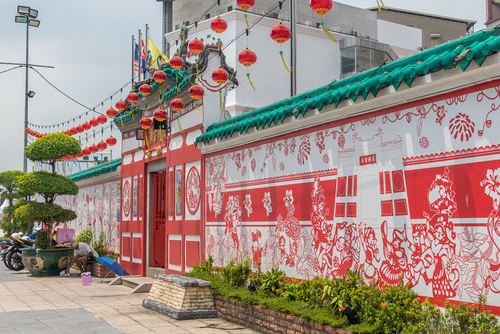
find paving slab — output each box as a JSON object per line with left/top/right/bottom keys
{"left": 0, "top": 266, "right": 261, "bottom": 334}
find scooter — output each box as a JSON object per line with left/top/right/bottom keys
{"left": 0, "top": 240, "right": 11, "bottom": 262}
{"left": 4, "top": 233, "right": 35, "bottom": 271}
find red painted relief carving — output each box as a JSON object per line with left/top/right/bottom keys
{"left": 419, "top": 136, "right": 429, "bottom": 149}
{"left": 186, "top": 166, "right": 201, "bottom": 215}
{"left": 297, "top": 135, "right": 311, "bottom": 165}
{"left": 380, "top": 221, "right": 408, "bottom": 286}
{"left": 224, "top": 195, "right": 242, "bottom": 261}
{"left": 449, "top": 113, "right": 475, "bottom": 142}
{"left": 446, "top": 94, "right": 468, "bottom": 106}
{"left": 435, "top": 105, "right": 447, "bottom": 126}
{"left": 261, "top": 139, "right": 296, "bottom": 172}
{"left": 206, "top": 156, "right": 226, "bottom": 217}
{"left": 262, "top": 192, "right": 272, "bottom": 217}
{"left": 123, "top": 180, "right": 131, "bottom": 217}
{"left": 338, "top": 134, "right": 345, "bottom": 148}
{"left": 243, "top": 194, "right": 252, "bottom": 217}
{"left": 311, "top": 177, "right": 333, "bottom": 276}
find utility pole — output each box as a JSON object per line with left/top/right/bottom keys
{"left": 290, "top": 0, "right": 297, "bottom": 97}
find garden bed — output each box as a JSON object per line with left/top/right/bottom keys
{"left": 186, "top": 257, "right": 500, "bottom": 334}
{"left": 215, "top": 294, "right": 354, "bottom": 334}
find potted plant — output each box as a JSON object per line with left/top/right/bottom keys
{"left": 15, "top": 133, "right": 80, "bottom": 276}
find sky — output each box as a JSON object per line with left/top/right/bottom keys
{"left": 0, "top": 0, "right": 487, "bottom": 174}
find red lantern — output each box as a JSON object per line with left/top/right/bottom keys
{"left": 154, "top": 109, "right": 167, "bottom": 122}
{"left": 127, "top": 92, "right": 139, "bottom": 103}
{"left": 154, "top": 70, "right": 167, "bottom": 83}
{"left": 189, "top": 39, "right": 204, "bottom": 55}
{"left": 139, "top": 117, "right": 153, "bottom": 130}
{"left": 77, "top": 152, "right": 83, "bottom": 158}
{"left": 60, "top": 156, "right": 66, "bottom": 161}
{"left": 189, "top": 85, "right": 205, "bottom": 100}
{"left": 211, "top": 16, "right": 227, "bottom": 33}
{"left": 82, "top": 148, "right": 91, "bottom": 156}
{"left": 89, "top": 144, "right": 99, "bottom": 153}
{"left": 90, "top": 118, "right": 99, "bottom": 127}
{"left": 76, "top": 125, "right": 84, "bottom": 133}
{"left": 310, "top": 0, "right": 332, "bottom": 15}
{"left": 97, "top": 115, "right": 107, "bottom": 124}
{"left": 97, "top": 141, "right": 107, "bottom": 151}
{"left": 170, "top": 98, "right": 185, "bottom": 112}
{"left": 212, "top": 68, "right": 229, "bottom": 84}
{"left": 65, "top": 130, "right": 72, "bottom": 136}
{"left": 106, "top": 108, "right": 117, "bottom": 118}
{"left": 70, "top": 127, "right": 77, "bottom": 135}
{"left": 115, "top": 100, "right": 127, "bottom": 111}
{"left": 237, "top": 0, "right": 255, "bottom": 10}
{"left": 270, "top": 23, "right": 291, "bottom": 43}
{"left": 139, "top": 84, "right": 152, "bottom": 96}
{"left": 170, "top": 56, "right": 184, "bottom": 70}
{"left": 238, "top": 48, "right": 257, "bottom": 66}
{"left": 82, "top": 122, "right": 91, "bottom": 130}
{"left": 106, "top": 136, "right": 117, "bottom": 146}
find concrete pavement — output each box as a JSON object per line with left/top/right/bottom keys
{"left": 0, "top": 265, "right": 258, "bottom": 334}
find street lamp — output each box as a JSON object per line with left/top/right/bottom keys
{"left": 15, "top": 5, "right": 40, "bottom": 173}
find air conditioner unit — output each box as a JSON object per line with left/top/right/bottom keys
{"left": 417, "top": 46, "right": 426, "bottom": 51}
{"left": 430, "top": 33, "right": 441, "bottom": 39}
{"left": 352, "top": 30, "right": 361, "bottom": 37}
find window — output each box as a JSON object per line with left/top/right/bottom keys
{"left": 340, "top": 46, "right": 391, "bottom": 75}
{"left": 175, "top": 24, "right": 180, "bottom": 30}
{"left": 103, "top": 157, "right": 109, "bottom": 163}
{"left": 227, "top": 6, "right": 232, "bottom": 11}
{"left": 205, "top": 13, "right": 210, "bottom": 20}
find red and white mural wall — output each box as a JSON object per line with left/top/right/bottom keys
{"left": 56, "top": 180, "right": 120, "bottom": 253}
{"left": 204, "top": 80, "right": 500, "bottom": 309}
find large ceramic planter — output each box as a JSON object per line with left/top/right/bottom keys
{"left": 21, "top": 247, "right": 73, "bottom": 277}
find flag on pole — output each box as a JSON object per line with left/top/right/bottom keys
{"left": 141, "top": 40, "right": 146, "bottom": 79}
{"left": 148, "top": 37, "right": 169, "bottom": 70}
{"left": 134, "top": 43, "right": 140, "bottom": 75}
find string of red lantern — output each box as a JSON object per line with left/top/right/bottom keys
{"left": 270, "top": 23, "right": 291, "bottom": 72}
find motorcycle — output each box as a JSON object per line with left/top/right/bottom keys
{"left": 0, "top": 240, "right": 11, "bottom": 262}
{"left": 4, "top": 233, "right": 35, "bottom": 271}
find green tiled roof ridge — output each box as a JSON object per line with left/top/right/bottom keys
{"left": 67, "top": 158, "right": 121, "bottom": 182}
{"left": 195, "top": 26, "right": 500, "bottom": 146}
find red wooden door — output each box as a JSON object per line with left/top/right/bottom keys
{"left": 152, "top": 172, "right": 166, "bottom": 267}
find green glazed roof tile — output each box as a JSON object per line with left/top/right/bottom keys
{"left": 67, "top": 159, "right": 121, "bottom": 182}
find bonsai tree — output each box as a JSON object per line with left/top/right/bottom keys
{"left": 15, "top": 133, "right": 80, "bottom": 249}
{"left": 0, "top": 170, "right": 25, "bottom": 236}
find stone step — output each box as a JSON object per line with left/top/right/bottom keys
{"left": 109, "top": 275, "right": 154, "bottom": 293}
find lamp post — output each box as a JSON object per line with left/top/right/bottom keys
{"left": 15, "top": 5, "right": 40, "bottom": 173}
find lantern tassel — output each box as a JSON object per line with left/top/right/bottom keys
{"left": 145, "top": 131, "right": 149, "bottom": 148}
{"left": 321, "top": 23, "right": 338, "bottom": 43}
{"left": 159, "top": 126, "right": 164, "bottom": 142}
{"left": 219, "top": 90, "right": 223, "bottom": 111}
{"left": 377, "top": 0, "right": 387, "bottom": 11}
{"left": 196, "top": 61, "right": 199, "bottom": 75}
{"left": 280, "top": 51, "right": 290, "bottom": 72}
{"left": 159, "top": 87, "right": 162, "bottom": 104}
{"left": 86, "top": 160, "right": 89, "bottom": 169}
{"left": 247, "top": 73, "right": 256, "bottom": 91}
{"left": 110, "top": 150, "right": 112, "bottom": 161}
{"left": 244, "top": 14, "right": 250, "bottom": 32}
{"left": 196, "top": 103, "right": 202, "bottom": 114}
{"left": 176, "top": 76, "right": 181, "bottom": 92}
{"left": 177, "top": 117, "right": 183, "bottom": 132}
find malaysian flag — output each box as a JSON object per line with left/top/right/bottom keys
{"left": 134, "top": 43, "right": 140, "bottom": 75}
{"left": 141, "top": 40, "right": 146, "bottom": 80}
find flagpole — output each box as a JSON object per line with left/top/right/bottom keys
{"left": 145, "top": 23, "right": 149, "bottom": 74}
{"left": 132, "top": 35, "right": 135, "bottom": 87}
{"left": 138, "top": 29, "right": 142, "bottom": 82}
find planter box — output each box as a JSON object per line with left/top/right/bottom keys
{"left": 70, "top": 262, "right": 116, "bottom": 278}
{"left": 21, "top": 247, "right": 73, "bottom": 277}
{"left": 214, "top": 295, "right": 355, "bottom": 334}
{"left": 91, "top": 262, "right": 115, "bottom": 278}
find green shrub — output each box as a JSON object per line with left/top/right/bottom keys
{"left": 220, "top": 256, "right": 252, "bottom": 287}
{"left": 260, "top": 267, "right": 287, "bottom": 295}
{"left": 35, "top": 230, "right": 49, "bottom": 249}
{"left": 75, "top": 227, "right": 92, "bottom": 244}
